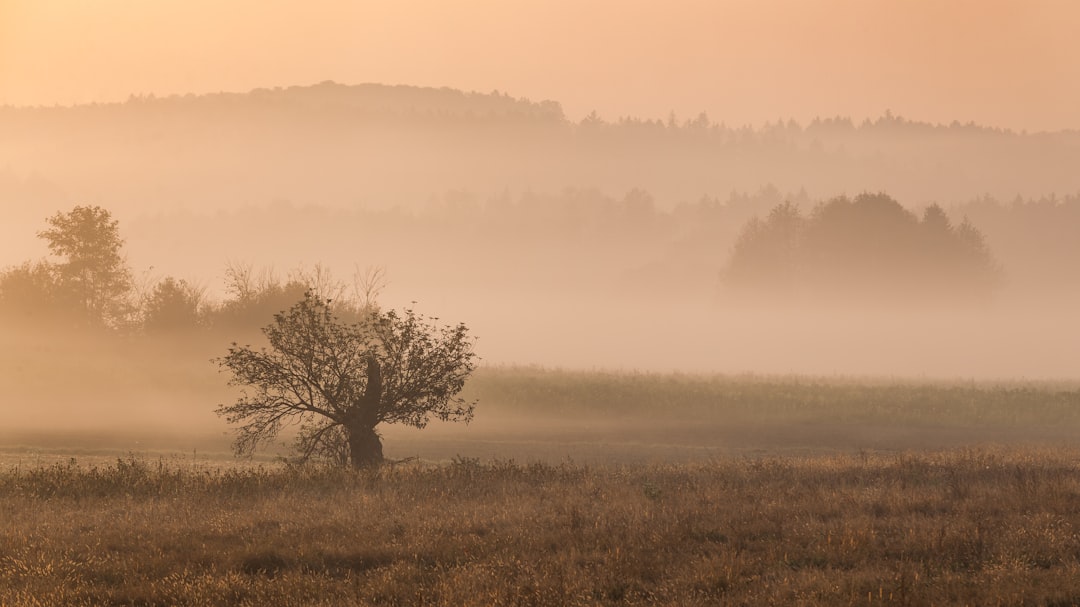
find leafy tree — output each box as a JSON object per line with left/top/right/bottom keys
{"left": 141, "top": 276, "right": 206, "bottom": 334}
{"left": 215, "top": 292, "right": 477, "bottom": 468}
{"left": 209, "top": 263, "right": 312, "bottom": 335}
{"left": 725, "top": 200, "right": 805, "bottom": 292}
{"left": 724, "top": 193, "right": 1000, "bottom": 301}
{"left": 800, "top": 193, "right": 921, "bottom": 291}
{"left": 0, "top": 261, "right": 61, "bottom": 322}
{"left": 38, "top": 205, "right": 133, "bottom": 327}
{"left": 953, "top": 217, "right": 1001, "bottom": 290}
{"left": 921, "top": 203, "right": 952, "bottom": 236}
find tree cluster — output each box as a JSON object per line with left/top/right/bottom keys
{"left": 0, "top": 206, "right": 134, "bottom": 329}
{"left": 725, "top": 193, "right": 1000, "bottom": 302}
{"left": 1, "top": 206, "right": 479, "bottom": 468}
{"left": 0, "top": 206, "right": 355, "bottom": 336}
{"left": 8, "top": 83, "right": 1077, "bottom": 216}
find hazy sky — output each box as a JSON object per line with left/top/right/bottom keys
{"left": 1, "top": 0, "right": 1078, "bottom": 131}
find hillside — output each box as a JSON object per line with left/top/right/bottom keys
{"left": 3, "top": 81, "right": 1079, "bottom": 218}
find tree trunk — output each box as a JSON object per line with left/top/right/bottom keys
{"left": 346, "top": 423, "right": 384, "bottom": 468}
{"left": 344, "top": 354, "right": 385, "bottom": 468}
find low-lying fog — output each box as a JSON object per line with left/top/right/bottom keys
{"left": 2, "top": 85, "right": 1078, "bottom": 458}
{"left": 2, "top": 261, "right": 1077, "bottom": 459}
{"left": 3, "top": 189, "right": 1078, "bottom": 380}
{"left": 439, "top": 295, "right": 1080, "bottom": 379}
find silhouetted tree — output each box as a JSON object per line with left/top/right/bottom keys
{"left": 921, "top": 203, "right": 951, "bottom": 234}
{"left": 0, "top": 261, "right": 61, "bottom": 322}
{"left": 37, "top": 205, "right": 133, "bottom": 327}
{"left": 141, "top": 276, "right": 206, "bottom": 333}
{"left": 209, "top": 263, "right": 310, "bottom": 335}
{"left": 725, "top": 200, "right": 804, "bottom": 292}
{"left": 953, "top": 217, "right": 1000, "bottom": 291}
{"left": 724, "top": 193, "right": 1000, "bottom": 301}
{"left": 800, "top": 193, "right": 921, "bottom": 291}
{"left": 215, "top": 292, "right": 477, "bottom": 468}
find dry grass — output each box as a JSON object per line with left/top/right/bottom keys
{"left": 4, "top": 449, "right": 1080, "bottom": 606}
{"left": 5, "top": 346, "right": 1080, "bottom": 605}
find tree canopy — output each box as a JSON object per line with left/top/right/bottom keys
{"left": 41, "top": 205, "right": 134, "bottom": 326}
{"left": 215, "top": 292, "right": 477, "bottom": 467}
{"left": 0, "top": 205, "right": 134, "bottom": 327}
{"left": 140, "top": 277, "right": 206, "bottom": 334}
{"left": 725, "top": 193, "right": 1000, "bottom": 302}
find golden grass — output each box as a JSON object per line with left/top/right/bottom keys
{"left": 4, "top": 449, "right": 1080, "bottom": 606}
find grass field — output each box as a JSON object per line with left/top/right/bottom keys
{"left": 4, "top": 449, "right": 1080, "bottom": 606}
{"left": 4, "top": 364, "right": 1080, "bottom": 462}
{"left": 4, "top": 363, "right": 1080, "bottom": 605}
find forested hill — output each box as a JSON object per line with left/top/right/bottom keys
{"left": 0, "top": 81, "right": 566, "bottom": 123}
{"left": 2, "top": 81, "right": 1079, "bottom": 216}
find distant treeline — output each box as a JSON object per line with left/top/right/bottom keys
{"left": 116, "top": 186, "right": 1079, "bottom": 302}
{"left": 2, "top": 81, "right": 1078, "bottom": 212}
{"left": 2, "top": 82, "right": 1039, "bottom": 135}
{"left": 3, "top": 189, "right": 1076, "bottom": 336}
{"left": 724, "top": 193, "right": 1000, "bottom": 302}
{"left": 0, "top": 256, "right": 370, "bottom": 338}
{"left": 0, "top": 205, "right": 375, "bottom": 336}
{"left": 0, "top": 81, "right": 566, "bottom": 124}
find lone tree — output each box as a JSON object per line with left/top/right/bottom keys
{"left": 37, "top": 205, "right": 134, "bottom": 327}
{"left": 215, "top": 292, "right": 477, "bottom": 468}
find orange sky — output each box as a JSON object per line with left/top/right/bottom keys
{"left": 1, "top": 0, "right": 1078, "bottom": 131}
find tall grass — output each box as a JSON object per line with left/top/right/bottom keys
{"left": 4, "top": 450, "right": 1080, "bottom": 605}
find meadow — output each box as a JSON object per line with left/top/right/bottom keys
{"left": 4, "top": 449, "right": 1080, "bottom": 605}
{"left": 3, "top": 370, "right": 1080, "bottom": 605}
{"left": 6, "top": 363, "right": 1080, "bottom": 462}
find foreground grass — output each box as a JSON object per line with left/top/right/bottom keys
{"left": 4, "top": 450, "right": 1080, "bottom": 606}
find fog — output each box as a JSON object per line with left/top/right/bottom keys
{"left": 107, "top": 185, "right": 1078, "bottom": 379}
{"left": 2, "top": 81, "right": 1079, "bottom": 455}
{"left": 4, "top": 84, "right": 1080, "bottom": 221}
{"left": 2, "top": 86, "right": 1079, "bottom": 378}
